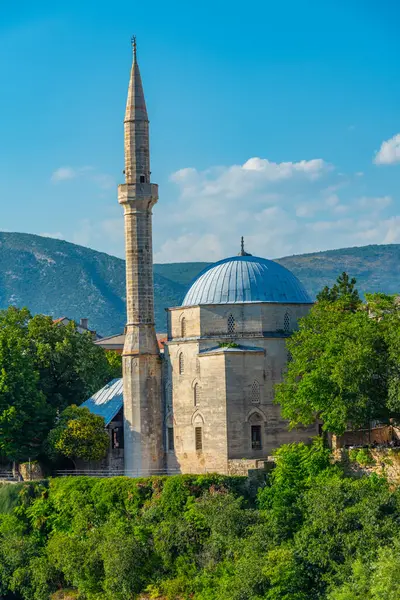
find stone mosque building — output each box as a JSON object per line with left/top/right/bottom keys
{"left": 83, "top": 41, "right": 316, "bottom": 476}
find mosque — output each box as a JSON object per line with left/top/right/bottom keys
{"left": 83, "top": 41, "right": 316, "bottom": 476}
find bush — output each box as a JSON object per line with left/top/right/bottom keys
{"left": 0, "top": 446, "right": 399, "bottom": 599}
{"left": 0, "top": 484, "right": 25, "bottom": 514}
{"left": 349, "top": 448, "right": 375, "bottom": 466}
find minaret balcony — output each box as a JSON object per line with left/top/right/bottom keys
{"left": 118, "top": 182, "right": 158, "bottom": 208}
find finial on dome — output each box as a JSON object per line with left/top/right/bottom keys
{"left": 238, "top": 236, "right": 252, "bottom": 257}
{"left": 131, "top": 35, "right": 137, "bottom": 60}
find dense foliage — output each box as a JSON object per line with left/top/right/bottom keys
{"left": 47, "top": 406, "right": 110, "bottom": 464}
{"left": 276, "top": 276, "right": 400, "bottom": 433}
{"left": 1, "top": 442, "right": 400, "bottom": 599}
{"left": 0, "top": 307, "right": 121, "bottom": 463}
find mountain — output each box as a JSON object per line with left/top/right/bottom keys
{"left": 0, "top": 232, "right": 400, "bottom": 336}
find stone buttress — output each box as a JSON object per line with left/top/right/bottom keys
{"left": 118, "top": 39, "right": 163, "bottom": 476}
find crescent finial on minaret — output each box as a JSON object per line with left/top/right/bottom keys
{"left": 131, "top": 35, "right": 137, "bottom": 60}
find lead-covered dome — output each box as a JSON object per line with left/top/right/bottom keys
{"left": 182, "top": 255, "right": 312, "bottom": 306}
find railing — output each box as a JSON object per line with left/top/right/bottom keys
{"left": 55, "top": 470, "right": 125, "bottom": 477}
{"left": 0, "top": 471, "right": 16, "bottom": 481}
{"left": 54, "top": 468, "right": 214, "bottom": 478}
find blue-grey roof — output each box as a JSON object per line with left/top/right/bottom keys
{"left": 182, "top": 255, "right": 312, "bottom": 306}
{"left": 81, "top": 378, "right": 123, "bottom": 426}
{"left": 199, "top": 345, "right": 265, "bottom": 355}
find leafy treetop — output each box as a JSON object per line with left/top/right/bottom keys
{"left": 317, "top": 271, "right": 361, "bottom": 311}
{"left": 0, "top": 306, "right": 121, "bottom": 462}
{"left": 47, "top": 405, "right": 109, "bottom": 464}
{"left": 276, "top": 276, "right": 400, "bottom": 434}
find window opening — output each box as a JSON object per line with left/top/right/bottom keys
{"left": 140, "top": 175, "right": 146, "bottom": 183}
{"left": 195, "top": 427, "right": 203, "bottom": 451}
{"left": 112, "top": 427, "right": 123, "bottom": 450}
{"left": 167, "top": 427, "right": 174, "bottom": 451}
{"left": 284, "top": 312, "right": 291, "bottom": 333}
{"left": 179, "top": 353, "right": 184, "bottom": 375}
{"left": 194, "top": 383, "right": 200, "bottom": 407}
{"left": 227, "top": 314, "right": 236, "bottom": 335}
{"left": 251, "top": 381, "right": 260, "bottom": 404}
{"left": 181, "top": 317, "right": 186, "bottom": 338}
{"left": 251, "top": 425, "right": 262, "bottom": 450}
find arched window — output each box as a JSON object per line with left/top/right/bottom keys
{"left": 166, "top": 414, "right": 174, "bottom": 452}
{"left": 195, "top": 426, "right": 203, "bottom": 451}
{"left": 284, "top": 312, "right": 291, "bottom": 333}
{"left": 194, "top": 383, "right": 200, "bottom": 407}
{"left": 248, "top": 412, "right": 263, "bottom": 450}
{"left": 140, "top": 174, "right": 146, "bottom": 183}
{"left": 181, "top": 317, "right": 186, "bottom": 338}
{"left": 251, "top": 381, "right": 260, "bottom": 404}
{"left": 193, "top": 413, "right": 204, "bottom": 452}
{"left": 178, "top": 352, "right": 184, "bottom": 375}
{"left": 227, "top": 313, "right": 236, "bottom": 335}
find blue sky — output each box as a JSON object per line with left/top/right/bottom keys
{"left": 1, "top": 0, "right": 399, "bottom": 262}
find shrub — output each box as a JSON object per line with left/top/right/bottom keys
{"left": 349, "top": 448, "right": 375, "bottom": 466}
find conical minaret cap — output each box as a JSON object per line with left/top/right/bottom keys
{"left": 125, "top": 36, "right": 148, "bottom": 123}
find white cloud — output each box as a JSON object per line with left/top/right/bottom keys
{"left": 51, "top": 166, "right": 92, "bottom": 182}
{"left": 170, "top": 157, "right": 332, "bottom": 202}
{"left": 62, "top": 153, "right": 398, "bottom": 264}
{"left": 154, "top": 233, "right": 224, "bottom": 263}
{"left": 374, "top": 133, "right": 400, "bottom": 165}
{"left": 151, "top": 154, "right": 399, "bottom": 262}
{"left": 358, "top": 195, "right": 392, "bottom": 210}
{"left": 51, "top": 166, "right": 115, "bottom": 189}
{"left": 241, "top": 157, "right": 330, "bottom": 180}
{"left": 72, "top": 216, "right": 124, "bottom": 256}
{"left": 39, "top": 231, "right": 64, "bottom": 240}
{"left": 51, "top": 167, "right": 78, "bottom": 182}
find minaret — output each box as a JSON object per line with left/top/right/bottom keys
{"left": 118, "top": 38, "right": 163, "bottom": 476}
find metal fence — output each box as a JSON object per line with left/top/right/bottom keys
{"left": 0, "top": 471, "right": 16, "bottom": 481}
{"left": 54, "top": 468, "right": 212, "bottom": 478}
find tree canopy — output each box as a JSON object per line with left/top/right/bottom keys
{"left": 47, "top": 405, "right": 109, "bottom": 464}
{"left": 1, "top": 442, "right": 400, "bottom": 599}
{"left": 316, "top": 271, "right": 361, "bottom": 311}
{"left": 276, "top": 275, "right": 400, "bottom": 434}
{"left": 0, "top": 307, "right": 121, "bottom": 462}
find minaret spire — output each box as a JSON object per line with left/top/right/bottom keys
{"left": 118, "top": 39, "right": 163, "bottom": 477}
{"left": 124, "top": 36, "right": 149, "bottom": 184}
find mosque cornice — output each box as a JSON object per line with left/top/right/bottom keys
{"left": 166, "top": 301, "right": 313, "bottom": 312}
{"left": 165, "top": 331, "right": 293, "bottom": 344}
{"left": 198, "top": 345, "right": 266, "bottom": 357}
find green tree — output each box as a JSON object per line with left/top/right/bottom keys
{"left": 366, "top": 294, "right": 400, "bottom": 420}
{"left": 276, "top": 296, "right": 390, "bottom": 434}
{"left": 328, "top": 542, "right": 400, "bottom": 600}
{"left": 27, "top": 313, "right": 121, "bottom": 413}
{"left": 0, "top": 307, "right": 121, "bottom": 463}
{"left": 258, "top": 438, "right": 332, "bottom": 541}
{"left": 47, "top": 405, "right": 109, "bottom": 464}
{"left": 317, "top": 272, "right": 361, "bottom": 311}
{"left": 0, "top": 309, "right": 51, "bottom": 462}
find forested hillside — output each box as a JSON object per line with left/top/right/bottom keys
{"left": 1, "top": 232, "right": 400, "bottom": 336}
{"left": 1, "top": 441, "right": 400, "bottom": 599}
